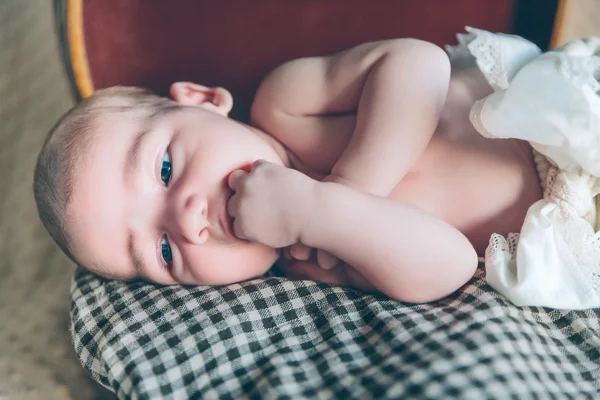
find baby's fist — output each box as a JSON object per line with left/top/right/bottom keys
{"left": 227, "top": 160, "right": 315, "bottom": 248}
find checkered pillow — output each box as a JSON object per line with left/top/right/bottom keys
{"left": 70, "top": 266, "right": 600, "bottom": 399}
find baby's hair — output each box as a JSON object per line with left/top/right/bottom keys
{"left": 33, "top": 86, "right": 178, "bottom": 264}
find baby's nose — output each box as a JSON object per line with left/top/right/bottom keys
{"left": 174, "top": 193, "right": 209, "bottom": 244}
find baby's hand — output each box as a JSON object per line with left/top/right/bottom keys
{"left": 286, "top": 243, "right": 340, "bottom": 270}
{"left": 227, "top": 160, "right": 316, "bottom": 248}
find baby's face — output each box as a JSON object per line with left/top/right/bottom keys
{"left": 68, "top": 89, "right": 282, "bottom": 285}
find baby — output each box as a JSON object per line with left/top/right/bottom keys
{"left": 34, "top": 28, "right": 600, "bottom": 308}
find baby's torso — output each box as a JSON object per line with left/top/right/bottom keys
{"left": 279, "top": 71, "right": 543, "bottom": 254}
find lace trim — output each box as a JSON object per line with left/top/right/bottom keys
{"left": 445, "top": 28, "right": 509, "bottom": 91}
{"left": 468, "top": 99, "right": 495, "bottom": 139}
{"left": 532, "top": 149, "right": 553, "bottom": 194}
{"left": 444, "top": 40, "right": 476, "bottom": 70}
{"left": 486, "top": 166, "right": 600, "bottom": 296}
{"left": 551, "top": 199, "right": 600, "bottom": 294}
{"left": 453, "top": 28, "right": 600, "bottom": 298}
{"left": 486, "top": 232, "right": 520, "bottom": 262}
{"left": 463, "top": 29, "right": 510, "bottom": 91}
{"left": 558, "top": 54, "right": 600, "bottom": 93}
{"left": 446, "top": 27, "right": 506, "bottom": 89}
{"left": 453, "top": 27, "right": 539, "bottom": 92}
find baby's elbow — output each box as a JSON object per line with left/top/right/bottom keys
{"left": 432, "top": 241, "right": 479, "bottom": 300}
{"left": 420, "top": 43, "right": 451, "bottom": 89}
{"left": 386, "top": 40, "right": 450, "bottom": 104}
{"left": 389, "top": 244, "right": 479, "bottom": 304}
{"left": 450, "top": 241, "right": 479, "bottom": 287}
{"left": 391, "top": 283, "right": 459, "bottom": 305}
{"left": 391, "top": 39, "right": 450, "bottom": 71}
{"left": 386, "top": 286, "right": 445, "bottom": 305}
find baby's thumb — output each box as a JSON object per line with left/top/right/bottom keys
{"left": 228, "top": 169, "right": 247, "bottom": 190}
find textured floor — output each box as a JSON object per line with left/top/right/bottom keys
{"left": 0, "top": 1, "right": 108, "bottom": 399}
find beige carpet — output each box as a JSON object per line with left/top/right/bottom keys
{"left": 0, "top": 1, "right": 110, "bottom": 399}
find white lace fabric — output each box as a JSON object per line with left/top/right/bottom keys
{"left": 448, "top": 28, "right": 600, "bottom": 309}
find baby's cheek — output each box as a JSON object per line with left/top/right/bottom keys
{"left": 185, "top": 243, "right": 276, "bottom": 285}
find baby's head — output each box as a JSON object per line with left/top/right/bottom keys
{"left": 34, "top": 82, "right": 282, "bottom": 285}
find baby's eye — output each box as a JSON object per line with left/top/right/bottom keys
{"left": 161, "top": 235, "right": 173, "bottom": 267}
{"left": 160, "top": 151, "right": 172, "bottom": 185}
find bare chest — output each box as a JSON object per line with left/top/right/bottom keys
{"left": 283, "top": 82, "right": 542, "bottom": 254}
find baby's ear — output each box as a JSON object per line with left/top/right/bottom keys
{"left": 169, "top": 82, "right": 233, "bottom": 116}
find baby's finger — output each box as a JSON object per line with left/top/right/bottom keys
{"left": 317, "top": 249, "right": 339, "bottom": 270}
{"left": 228, "top": 169, "right": 247, "bottom": 190}
{"left": 282, "top": 260, "right": 349, "bottom": 286}
{"left": 231, "top": 218, "right": 247, "bottom": 241}
{"left": 226, "top": 193, "right": 240, "bottom": 217}
{"left": 282, "top": 247, "right": 293, "bottom": 260}
{"left": 290, "top": 243, "right": 312, "bottom": 261}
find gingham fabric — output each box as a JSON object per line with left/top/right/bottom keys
{"left": 70, "top": 266, "right": 600, "bottom": 399}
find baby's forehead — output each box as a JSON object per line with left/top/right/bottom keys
{"left": 90, "top": 103, "right": 151, "bottom": 134}
{"left": 73, "top": 109, "right": 145, "bottom": 168}
{"left": 83, "top": 95, "right": 178, "bottom": 152}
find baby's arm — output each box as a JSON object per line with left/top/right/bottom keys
{"left": 228, "top": 161, "right": 477, "bottom": 303}
{"left": 300, "top": 180, "right": 478, "bottom": 303}
{"left": 252, "top": 38, "right": 450, "bottom": 196}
